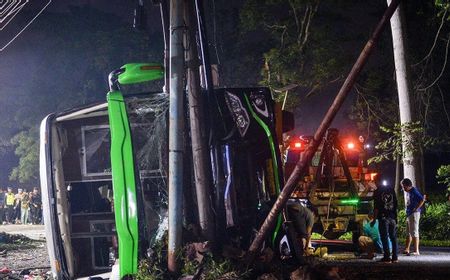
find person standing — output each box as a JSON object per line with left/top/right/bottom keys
{"left": 401, "top": 178, "right": 425, "bottom": 256}
{"left": 14, "top": 188, "right": 23, "bottom": 224}
{"left": 373, "top": 182, "right": 398, "bottom": 263}
{"left": 30, "top": 188, "right": 42, "bottom": 224}
{"left": 5, "top": 187, "right": 15, "bottom": 224}
{"left": 20, "top": 190, "right": 30, "bottom": 225}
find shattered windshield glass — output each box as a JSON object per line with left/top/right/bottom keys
{"left": 125, "top": 93, "right": 169, "bottom": 246}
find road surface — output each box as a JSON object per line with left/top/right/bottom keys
{"left": 312, "top": 239, "right": 450, "bottom": 279}
{"left": 1, "top": 226, "right": 449, "bottom": 279}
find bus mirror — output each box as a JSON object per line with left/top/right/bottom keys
{"left": 282, "top": 110, "right": 295, "bottom": 133}
{"left": 118, "top": 63, "right": 164, "bottom": 85}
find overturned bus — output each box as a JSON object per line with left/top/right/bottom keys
{"left": 40, "top": 63, "right": 296, "bottom": 279}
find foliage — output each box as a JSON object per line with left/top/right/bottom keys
{"left": 239, "top": 0, "right": 352, "bottom": 108}
{"left": 349, "top": 69, "right": 399, "bottom": 142}
{"left": 435, "top": 0, "right": 450, "bottom": 15}
{"left": 349, "top": 0, "right": 450, "bottom": 174}
{"left": 436, "top": 165, "right": 450, "bottom": 194}
{"left": 135, "top": 234, "right": 168, "bottom": 280}
{"left": 368, "top": 121, "right": 441, "bottom": 164}
{"left": 181, "top": 251, "right": 252, "bottom": 280}
{"left": 9, "top": 129, "right": 39, "bottom": 184}
{"left": 397, "top": 199, "right": 450, "bottom": 241}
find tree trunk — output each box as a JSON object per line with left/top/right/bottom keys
{"left": 185, "top": 0, "right": 215, "bottom": 242}
{"left": 387, "top": 0, "right": 424, "bottom": 198}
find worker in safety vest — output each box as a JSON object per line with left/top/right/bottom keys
{"left": 4, "top": 187, "right": 15, "bottom": 224}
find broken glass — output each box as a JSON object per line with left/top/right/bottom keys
{"left": 125, "top": 93, "right": 169, "bottom": 246}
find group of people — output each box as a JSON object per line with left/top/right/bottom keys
{"left": 359, "top": 177, "right": 425, "bottom": 263}
{"left": 0, "top": 187, "right": 42, "bottom": 225}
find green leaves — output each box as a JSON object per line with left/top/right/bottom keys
{"left": 9, "top": 130, "right": 39, "bottom": 184}
{"left": 369, "top": 121, "right": 442, "bottom": 164}
{"left": 241, "top": 0, "right": 351, "bottom": 101}
{"left": 436, "top": 165, "right": 450, "bottom": 195}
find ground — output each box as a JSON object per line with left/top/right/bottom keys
{"left": 1, "top": 225, "right": 450, "bottom": 279}
{"left": 310, "top": 240, "right": 450, "bottom": 280}
{"left": 0, "top": 225, "right": 50, "bottom": 274}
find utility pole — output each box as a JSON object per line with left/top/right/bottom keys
{"left": 387, "top": 0, "right": 425, "bottom": 194}
{"left": 247, "top": 0, "right": 402, "bottom": 258}
{"left": 168, "top": 0, "right": 185, "bottom": 273}
{"left": 185, "top": 0, "right": 215, "bottom": 242}
{"left": 160, "top": 0, "right": 170, "bottom": 93}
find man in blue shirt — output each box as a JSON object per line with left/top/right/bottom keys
{"left": 401, "top": 178, "right": 425, "bottom": 256}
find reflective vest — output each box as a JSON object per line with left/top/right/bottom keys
{"left": 5, "top": 193, "right": 15, "bottom": 206}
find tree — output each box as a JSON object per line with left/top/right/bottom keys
{"left": 351, "top": 1, "right": 450, "bottom": 192}
{"left": 388, "top": 0, "right": 424, "bottom": 194}
{"left": 9, "top": 130, "right": 39, "bottom": 185}
{"left": 240, "top": 0, "right": 356, "bottom": 107}
{"left": 1, "top": 5, "right": 164, "bottom": 186}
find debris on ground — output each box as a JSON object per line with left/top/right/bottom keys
{"left": 0, "top": 267, "right": 51, "bottom": 280}
{"left": 0, "top": 231, "right": 50, "bottom": 279}
{"left": 0, "top": 232, "right": 39, "bottom": 251}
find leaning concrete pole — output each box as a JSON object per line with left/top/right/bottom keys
{"left": 247, "top": 0, "right": 402, "bottom": 257}
{"left": 185, "top": 0, "right": 215, "bottom": 242}
{"left": 168, "top": 0, "right": 185, "bottom": 273}
{"left": 387, "top": 0, "right": 424, "bottom": 194}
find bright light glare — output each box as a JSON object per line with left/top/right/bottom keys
{"left": 347, "top": 142, "right": 355, "bottom": 149}
{"left": 341, "top": 198, "right": 360, "bottom": 205}
{"left": 294, "top": 142, "right": 302, "bottom": 148}
{"left": 382, "top": 180, "right": 388, "bottom": 186}
{"left": 365, "top": 144, "right": 371, "bottom": 149}
{"left": 370, "top": 173, "right": 377, "bottom": 181}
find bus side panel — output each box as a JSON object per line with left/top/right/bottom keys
{"left": 40, "top": 115, "right": 61, "bottom": 278}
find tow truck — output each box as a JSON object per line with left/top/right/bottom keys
{"left": 284, "top": 128, "right": 378, "bottom": 240}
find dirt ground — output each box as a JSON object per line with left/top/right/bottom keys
{"left": 0, "top": 225, "right": 50, "bottom": 274}
{"left": 1, "top": 225, "right": 449, "bottom": 279}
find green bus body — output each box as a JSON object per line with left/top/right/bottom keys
{"left": 107, "top": 91, "right": 139, "bottom": 277}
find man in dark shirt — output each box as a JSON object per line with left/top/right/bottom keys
{"left": 373, "top": 182, "right": 398, "bottom": 263}
{"left": 287, "top": 202, "right": 315, "bottom": 252}
{"left": 30, "top": 188, "right": 42, "bottom": 224}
